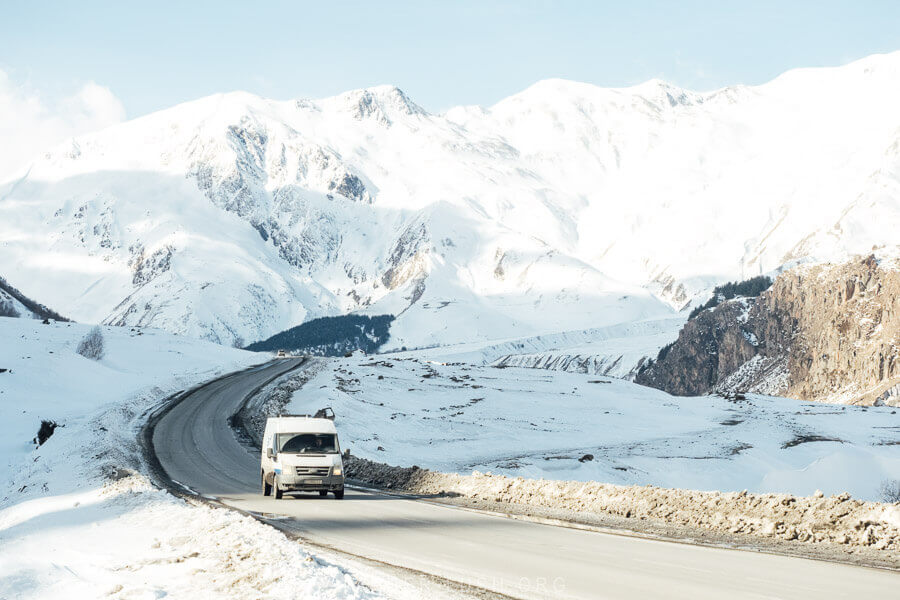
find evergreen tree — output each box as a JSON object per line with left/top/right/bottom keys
{"left": 688, "top": 275, "right": 772, "bottom": 320}
{"left": 246, "top": 314, "right": 395, "bottom": 356}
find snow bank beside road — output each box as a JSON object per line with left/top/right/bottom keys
{"left": 1, "top": 473, "right": 377, "bottom": 599}
{"left": 0, "top": 318, "right": 378, "bottom": 599}
{"left": 346, "top": 456, "right": 900, "bottom": 565}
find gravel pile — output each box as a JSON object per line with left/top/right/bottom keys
{"left": 346, "top": 456, "right": 900, "bottom": 554}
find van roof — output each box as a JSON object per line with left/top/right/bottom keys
{"left": 265, "top": 416, "right": 337, "bottom": 434}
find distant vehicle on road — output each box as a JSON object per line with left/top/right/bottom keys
{"left": 276, "top": 349, "right": 287, "bottom": 358}
{"left": 261, "top": 412, "right": 344, "bottom": 499}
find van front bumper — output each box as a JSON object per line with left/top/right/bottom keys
{"left": 279, "top": 473, "right": 344, "bottom": 492}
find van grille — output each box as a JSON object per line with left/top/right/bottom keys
{"left": 295, "top": 467, "right": 330, "bottom": 476}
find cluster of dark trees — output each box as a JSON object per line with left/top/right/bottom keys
{"left": 687, "top": 275, "right": 773, "bottom": 320}
{"left": 246, "top": 314, "right": 395, "bottom": 356}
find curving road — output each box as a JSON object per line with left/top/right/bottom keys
{"left": 151, "top": 359, "right": 898, "bottom": 600}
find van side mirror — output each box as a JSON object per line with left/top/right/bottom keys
{"left": 266, "top": 448, "right": 274, "bottom": 459}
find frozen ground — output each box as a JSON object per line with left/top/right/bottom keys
{"left": 0, "top": 318, "right": 383, "bottom": 599}
{"left": 288, "top": 356, "right": 900, "bottom": 501}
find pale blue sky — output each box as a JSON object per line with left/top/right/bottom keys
{"left": 3, "top": 0, "right": 900, "bottom": 118}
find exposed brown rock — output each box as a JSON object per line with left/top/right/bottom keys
{"left": 636, "top": 254, "right": 900, "bottom": 405}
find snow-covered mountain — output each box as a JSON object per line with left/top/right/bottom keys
{"left": 2, "top": 52, "right": 900, "bottom": 348}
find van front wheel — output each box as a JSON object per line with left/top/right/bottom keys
{"left": 333, "top": 488, "right": 344, "bottom": 499}
{"left": 262, "top": 471, "right": 272, "bottom": 496}
{"left": 274, "top": 478, "right": 284, "bottom": 500}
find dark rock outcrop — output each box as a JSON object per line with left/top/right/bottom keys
{"left": 636, "top": 298, "right": 768, "bottom": 396}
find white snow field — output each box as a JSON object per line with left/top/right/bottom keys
{"left": 288, "top": 356, "right": 900, "bottom": 502}
{"left": 395, "top": 316, "right": 685, "bottom": 378}
{"left": 2, "top": 52, "right": 900, "bottom": 355}
{"left": 0, "top": 318, "right": 382, "bottom": 599}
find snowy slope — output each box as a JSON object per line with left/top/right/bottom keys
{"left": 288, "top": 357, "right": 900, "bottom": 501}
{"left": 402, "top": 316, "right": 684, "bottom": 378}
{"left": 0, "top": 318, "right": 385, "bottom": 599}
{"left": 0, "top": 276, "right": 67, "bottom": 321}
{"left": 0, "top": 318, "right": 257, "bottom": 486}
{"left": 0, "top": 288, "right": 31, "bottom": 319}
{"left": 2, "top": 52, "right": 900, "bottom": 349}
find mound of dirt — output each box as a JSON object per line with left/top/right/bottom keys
{"left": 347, "top": 456, "right": 900, "bottom": 558}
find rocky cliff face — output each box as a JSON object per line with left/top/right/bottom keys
{"left": 636, "top": 254, "right": 900, "bottom": 405}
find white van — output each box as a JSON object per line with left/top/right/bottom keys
{"left": 261, "top": 412, "right": 345, "bottom": 499}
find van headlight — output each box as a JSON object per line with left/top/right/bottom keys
{"left": 332, "top": 466, "right": 343, "bottom": 476}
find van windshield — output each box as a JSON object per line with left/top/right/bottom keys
{"left": 277, "top": 433, "right": 338, "bottom": 454}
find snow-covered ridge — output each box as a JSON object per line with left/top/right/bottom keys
{"left": 2, "top": 51, "right": 900, "bottom": 349}
{"left": 400, "top": 317, "right": 684, "bottom": 379}
{"left": 0, "top": 275, "right": 68, "bottom": 321}
{"left": 0, "top": 287, "right": 31, "bottom": 319}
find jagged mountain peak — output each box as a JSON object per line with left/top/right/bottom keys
{"left": 320, "top": 85, "right": 427, "bottom": 124}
